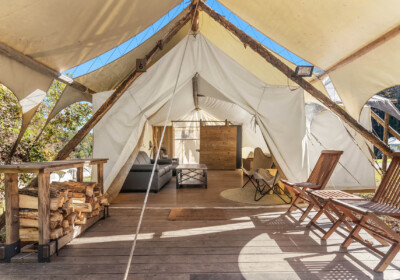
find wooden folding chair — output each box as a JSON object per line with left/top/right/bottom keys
{"left": 329, "top": 153, "right": 400, "bottom": 272}
{"left": 281, "top": 150, "right": 343, "bottom": 222}
{"left": 242, "top": 147, "right": 273, "bottom": 189}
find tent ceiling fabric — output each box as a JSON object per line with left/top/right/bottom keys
{"left": 75, "top": 9, "right": 192, "bottom": 92}
{"left": 218, "top": 0, "right": 400, "bottom": 70}
{"left": 93, "top": 34, "right": 308, "bottom": 190}
{"left": 0, "top": 0, "right": 181, "bottom": 72}
{"left": 329, "top": 35, "right": 400, "bottom": 119}
{"left": 47, "top": 85, "right": 92, "bottom": 123}
{"left": 76, "top": 9, "right": 328, "bottom": 95}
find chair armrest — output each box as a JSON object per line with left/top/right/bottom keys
{"left": 131, "top": 164, "right": 158, "bottom": 172}
{"left": 281, "top": 180, "right": 320, "bottom": 190}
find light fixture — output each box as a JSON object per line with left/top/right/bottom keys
{"left": 294, "top": 65, "right": 314, "bottom": 77}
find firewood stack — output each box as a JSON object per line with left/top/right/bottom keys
{"left": 18, "top": 181, "right": 109, "bottom": 242}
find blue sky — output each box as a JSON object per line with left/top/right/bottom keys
{"left": 64, "top": 0, "right": 311, "bottom": 78}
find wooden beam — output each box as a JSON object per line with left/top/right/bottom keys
{"left": 53, "top": 6, "right": 193, "bottom": 161}
{"left": 5, "top": 173, "right": 19, "bottom": 245}
{"left": 192, "top": 72, "right": 199, "bottom": 109}
{"left": 371, "top": 111, "right": 400, "bottom": 142}
{"left": 0, "top": 42, "right": 95, "bottom": 94}
{"left": 314, "top": 23, "right": 400, "bottom": 82}
{"left": 199, "top": 2, "right": 393, "bottom": 157}
{"left": 382, "top": 113, "right": 390, "bottom": 174}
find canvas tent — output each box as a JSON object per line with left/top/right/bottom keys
{"left": 1, "top": 0, "right": 399, "bottom": 197}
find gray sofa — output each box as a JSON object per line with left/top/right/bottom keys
{"left": 121, "top": 151, "right": 172, "bottom": 193}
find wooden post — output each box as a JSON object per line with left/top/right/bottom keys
{"left": 4, "top": 173, "right": 20, "bottom": 260}
{"left": 97, "top": 163, "right": 104, "bottom": 194}
{"left": 76, "top": 167, "right": 84, "bottom": 182}
{"left": 52, "top": 6, "right": 193, "bottom": 162}
{"left": 382, "top": 113, "right": 390, "bottom": 174}
{"left": 199, "top": 2, "right": 393, "bottom": 157}
{"left": 37, "top": 171, "right": 50, "bottom": 262}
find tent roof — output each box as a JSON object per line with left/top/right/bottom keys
{"left": 218, "top": 0, "right": 400, "bottom": 70}
{"left": 0, "top": 0, "right": 181, "bottom": 72}
{"left": 75, "top": 10, "right": 324, "bottom": 91}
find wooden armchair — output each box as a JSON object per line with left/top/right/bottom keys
{"left": 330, "top": 153, "right": 400, "bottom": 272}
{"left": 281, "top": 150, "right": 343, "bottom": 221}
{"left": 242, "top": 147, "right": 273, "bottom": 189}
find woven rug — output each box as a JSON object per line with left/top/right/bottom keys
{"left": 220, "top": 187, "right": 288, "bottom": 205}
{"left": 168, "top": 208, "right": 227, "bottom": 221}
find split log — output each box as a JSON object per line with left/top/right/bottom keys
{"left": 19, "top": 209, "right": 38, "bottom": 219}
{"left": 19, "top": 218, "right": 38, "bottom": 228}
{"left": 73, "top": 203, "right": 92, "bottom": 213}
{"left": 75, "top": 212, "right": 87, "bottom": 225}
{"left": 71, "top": 192, "right": 86, "bottom": 198}
{"left": 65, "top": 212, "right": 76, "bottom": 227}
{"left": 62, "top": 219, "right": 69, "bottom": 229}
{"left": 51, "top": 181, "right": 95, "bottom": 197}
{"left": 50, "top": 227, "right": 63, "bottom": 239}
{"left": 19, "top": 194, "right": 60, "bottom": 211}
{"left": 19, "top": 228, "right": 38, "bottom": 242}
{"left": 71, "top": 197, "right": 86, "bottom": 204}
{"left": 198, "top": 2, "right": 393, "bottom": 157}
{"left": 63, "top": 225, "right": 73, "bottom": 236}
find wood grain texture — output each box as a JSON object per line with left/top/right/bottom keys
{"left": 5, "top": 173, "right": 19, "bottom": 244}
{"left": 37, "top": 171, "right": 50, "bottom": 245}
{"left": 200, "top": 126, "right": 237, "bottom": 169}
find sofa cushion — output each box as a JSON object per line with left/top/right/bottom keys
{"left": 135, "top": 151, "right": 151, "bottom": 164}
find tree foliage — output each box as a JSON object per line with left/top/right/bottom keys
{"left": 0, "top": 79, "right": 93, "bottom": 205}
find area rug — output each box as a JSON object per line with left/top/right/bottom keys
{"left": 168, "top": 208, "right": 227, "bottom": 221}
{"left": 220, "top": 187, "right": 289, "bottom": 205}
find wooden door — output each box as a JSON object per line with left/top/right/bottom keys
{"left": 200, "top": 126, "right": 237, "bottom": 169}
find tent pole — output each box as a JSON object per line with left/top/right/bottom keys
{"left": 199, "top": 1, "right": 393, "bottom": 157}
{"left": 53, "top": 6, "right": 193, "bottom": 161}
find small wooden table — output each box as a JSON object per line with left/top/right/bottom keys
{"left": 176, "top": 164, "right": 207, "bottom": 189}
{"left": 0, "top": 158, "right": 107, "bottom": 262}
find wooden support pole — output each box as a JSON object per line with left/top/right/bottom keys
{"left": 37, "top": 171, "right": 50, "bottom": 261}
{"left": 52, "top": 6, "right": 193, "bottom": 162}
{"left": 382, "top": 113, "right": 390, "bottom": 174}
{"left": 199, "top": 2, "right": 393, "bottom": 157}
{"left": 0, "top": 42, "right": 95, "bottom": 94}
{"left": 371, "top": 111, "right": 400, "bottom": 142}
{"left": 5, "top": 173, "right": 19, "bottom": 246}
{"left": 76, "top": 167, "right": 84, "bottom": 182}
{"left": 97, "top": 163, "right": 104, "bottom": 194}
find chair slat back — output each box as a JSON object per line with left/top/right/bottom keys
{"left": 307, "top": 150, "right": 343, "bottom": 190}
{"left": 373, "top": 153, "right": 400, "bottom": 208}
{"left": 253, "top": 148, "right": 274, "bottom": 170}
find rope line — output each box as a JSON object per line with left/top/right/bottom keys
{"left": 123, "top": 3, "right": 199, "bottom": 279}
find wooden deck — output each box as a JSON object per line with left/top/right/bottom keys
{"left": 1, "top": 170, "right": 400, "bottom": 279}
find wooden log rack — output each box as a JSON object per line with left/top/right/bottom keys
{"left": 0, "top": 158, "right": 107, "bottom": 263}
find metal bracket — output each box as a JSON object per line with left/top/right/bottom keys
{"left": 0, "top": 241, "right": 20, "bottom": 262}
{"left": 38, "top": 244, "right": 50, "bottom": 263}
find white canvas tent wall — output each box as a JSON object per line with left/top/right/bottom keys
{"left": 93, "top": 34, "right": 307, "bottom": 190}
{"left": 306, "top": 103, "right": 376, "bottom": 190}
